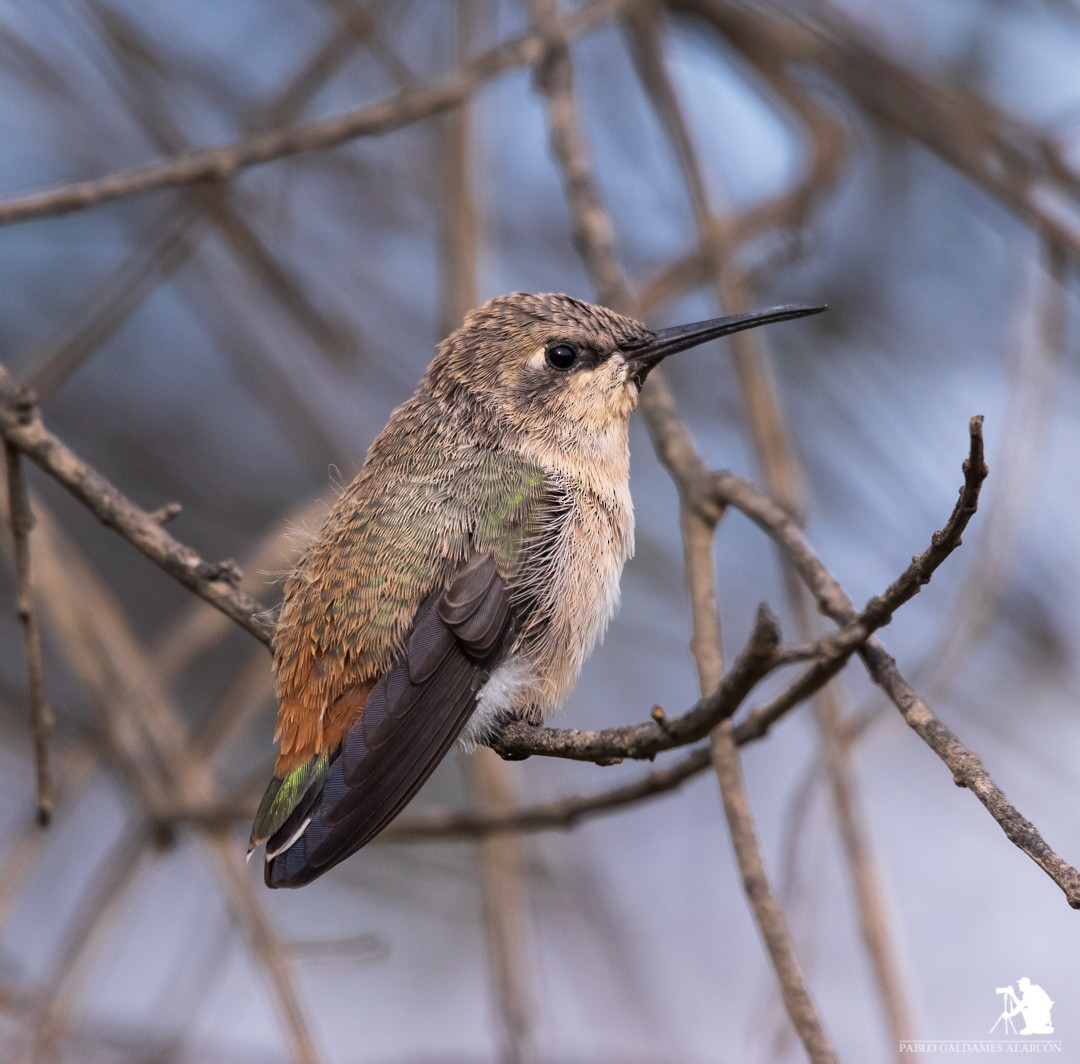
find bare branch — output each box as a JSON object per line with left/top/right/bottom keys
{"left": 716, "top": 418, "right": 1080, "bottom": 908}
{"left": 857, "top": 644, "right": 1080, "bottom": 908}
{"left": 710, "top": 725, "right": 838, "bottom": 1063}
{"left": 388, "top": 746, "right": 714, "bottom": 839}
{"left": 4, "top": 444, "right": 54, "bottom": 825}
{"left": 493, "top": 412, "right": 987, "bottom": 766}
{"left": 0, "top": 367, "right": 273, "bottom": 644}
{"left": 0, "top": 346, "right": 1001, "bottom": 859}
{"left": 22, "top": 489, "right": 322, "bottom": 1060}
{"left": 530, "top": 9, "right": 836, "bottom": 1036}
{"left": 7, "top": 7, "right": 1073, "bottom": 1063}
{"left": 683, "top": 489, "right": 837, "bottom": 1064}
{"left": 0, "top": 0, "right": 630, "bottom": 228}
{"left": 674, "top": 0, "right": 1080, "bottom": 260}
{"left": 159, "top": 745, "right": 715, "bottom": 841}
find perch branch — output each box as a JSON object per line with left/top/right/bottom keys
{"left": 490, "top": 603, "right": 780, "bottom": 762}
{"left": 494, "top": 421, "right": 991, "bottom": 763}
{"left": 0, "top": 354, "right": 997, "bottom": 792}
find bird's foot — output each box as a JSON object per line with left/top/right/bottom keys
{"left": 493, "top": 707, "right": 542, "bottom": 761}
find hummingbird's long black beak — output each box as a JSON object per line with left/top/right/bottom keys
{"left": 624, "top": 303, "right": 827, "bottom": 385}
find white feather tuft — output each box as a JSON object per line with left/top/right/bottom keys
{"left": 459, "top": 656, "right": 538, "bottom": 751}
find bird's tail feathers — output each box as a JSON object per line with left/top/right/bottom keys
{"left": 247, "top": 752, "right": 329, "bottom": 858}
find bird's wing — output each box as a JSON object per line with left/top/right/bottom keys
{"left": 264, "top": 551, "right": 513, "bottom": 888}
{"left": 268, "top": 413, "right": 547, "bottom": 778}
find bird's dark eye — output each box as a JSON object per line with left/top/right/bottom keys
{"left": 545, "top": 343, "right": 579, "bottom": 370}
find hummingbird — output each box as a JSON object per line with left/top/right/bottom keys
{"left": 249, "top": 292, "right": 823, "bottom": 887}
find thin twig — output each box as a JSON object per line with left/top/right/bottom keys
{"left": 154, "top": 745, "right": 712, "bottom": 838}
{"left": 709, "top": 728, "right": 838, "bottom": 1063}
{"left": 164, "top": 434, "right": 997, "bottom": 843}
{"left": 0, "top": 337, "right": 994, "bottom": 792}
{"left": 857, "top": 642, "right": 1080, "bottom": 909}
{"left": 388, "top": 746, "right": 714, "bottom": 839}
{"left": 716, "top": 419, "right": 1080, "bottom": 908}
{"left": 4, "top": 444, "right": 53, "bottom": 825}
{"left": 686, "top": 498, "right": 838, "bottom": 1064}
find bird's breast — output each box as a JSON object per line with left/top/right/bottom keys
{"left": 513, "top": 471, "right": 634, "bottom": 714}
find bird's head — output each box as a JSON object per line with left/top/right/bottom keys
{"left": 426, "top": 292, "right": 824, "bottom": 447}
